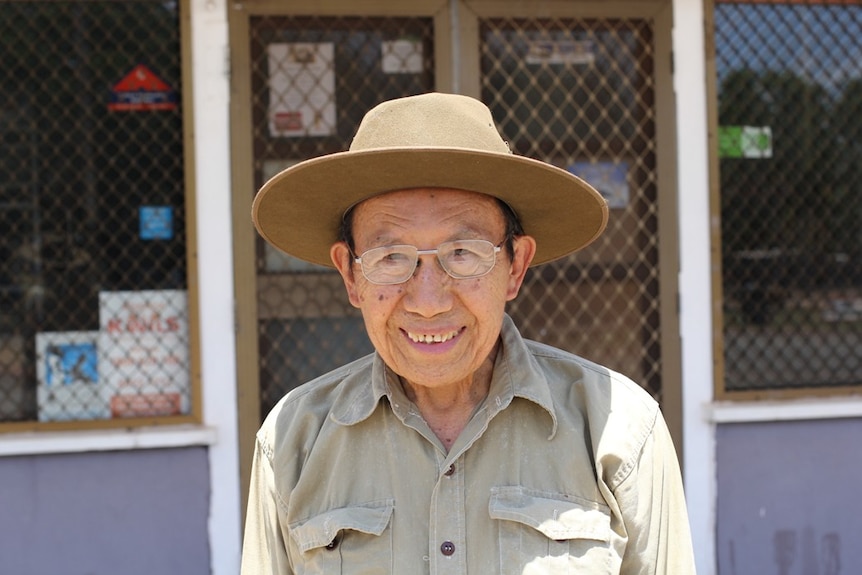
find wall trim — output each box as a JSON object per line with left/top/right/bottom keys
{"left": 0, "top": 425, "right": 218, "bottom": 458}
{"left": 708, "top": 397, "right": 862, "bottom": 423}
{"left": 674, "top": 0, "right": 717, "bottom": 573}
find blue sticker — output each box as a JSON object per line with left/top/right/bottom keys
{"left": 140, "top": 206, "right": 174, "bottom": 240}
{"left": 45, "top": 342, "right": 98, "bottom": 386}
{"left": 567, "top": 162, "right": 629, "bottom": 209}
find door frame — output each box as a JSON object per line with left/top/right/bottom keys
{"left": 229, "top": 0, "right": 681, "bottom": 522}
{"left": 229, "top": 0, "right": 453, "bottom": 524}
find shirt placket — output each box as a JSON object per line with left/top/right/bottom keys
{"left": 429, "top": 449, "right": 467, "bottom": 574}
{"left": 427, "top": 398, "right": 503, "bottom": 575}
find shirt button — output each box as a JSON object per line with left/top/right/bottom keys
{"left": 440, "top": 541, "right": 456, "bottom": 556}
{"left": 444, "top": 464, "right": 455, "bottom": 476}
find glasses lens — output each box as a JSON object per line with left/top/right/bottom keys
{"left": 360, "top": 245, "right": 418, "bottom": 285}
{"left": 438, "top": 240, "right": 498, "bottom": 278}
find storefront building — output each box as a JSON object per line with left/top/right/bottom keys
{"left": 1, "top": 1, "right": 860, "bottom": 573}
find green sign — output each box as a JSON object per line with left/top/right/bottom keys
{"left": 719, "top": 126, "right": 772, "bottom": 158}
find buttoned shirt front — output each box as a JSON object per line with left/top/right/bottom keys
{"left": 241, "top": 315, "right": 696, "bottom": 574}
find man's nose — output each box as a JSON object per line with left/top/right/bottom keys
{"left": 402, "top": 255, "right": 454, "bottom": 317}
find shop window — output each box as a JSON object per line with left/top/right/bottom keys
{"left": 713, "top": 1, "right": 862, "bottom": 397}
{"left": 0, "top": 0, "right": 196, "bottom": 427}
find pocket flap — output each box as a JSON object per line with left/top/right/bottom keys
{"left": 489, "top": 487, "right": 610, "bottom": 542}
{"left": 290, "top": 500, "right": 395, "bottom": 553}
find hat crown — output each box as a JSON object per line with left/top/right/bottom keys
{"left": 349, "top": 93, "right": 512, "bottom": 154}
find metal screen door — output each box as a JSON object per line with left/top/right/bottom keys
{"left": 479, "top": 16, "right": 664, "bottom": 401}
{"left": 245, "top": 15, "right": 436, "bottom": 418}
{"left": 232, "top": 0, "right": 676, "bottom": 517}
{"left": 232, "top": 6, "right": 677, "bottom": 503}
{"left": 244, "top": 13, "right": 665, "bottom": 411}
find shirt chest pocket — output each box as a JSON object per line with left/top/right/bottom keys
{"left": 289, "top": 500, "right": 395, "bottom": 575}
{"left": 489, "top": 487, "right": 612, "bottom": 575}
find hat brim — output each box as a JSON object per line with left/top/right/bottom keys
{"left": 252, "top": 147, "right": 609, "bottom": 268}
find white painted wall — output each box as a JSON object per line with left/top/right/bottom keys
{"left": 673, "top": 0, "right": 717, "bottom": 573}
{"left": 190, "top": 0, "right": 243, "bottom": 571}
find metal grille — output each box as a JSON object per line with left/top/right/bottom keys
{"left": 714, "top": 1, "right": 862, "bottom": 393}
{"left": 249, "top": 13, "right": 663, "bottom": 417}
{"left": 249, "top": 16, "right": 435, "bottom": 418}
{"left": 481, "top": 17, "right": 663, "bottom": 401}
{"left": 0, "top": 1, "right": 191, "bottom": 424}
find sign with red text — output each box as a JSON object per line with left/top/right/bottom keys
{"left": 267, "top": 42, "right": 335, "bottom": 137}
{"left": 98, "top": 290, "right": 189, "bottom": 418}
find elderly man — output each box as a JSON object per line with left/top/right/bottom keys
{"left": 243, "top": 92, "right": 695, "bottom": 574}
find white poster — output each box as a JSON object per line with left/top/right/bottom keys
{"left": 381, "top": 39, "right": 423, "bottom": 74}
{"left": 526, "top": 40, "right": 595, "bottom": 66}
{"left": 267, "top": 42, "right": 336, "bottom": 137}
{"left": 98, "top": 290, "right": 190, "bottom": 418}
{"left": 36, "top": 331, "right": 109, "bottom": 422}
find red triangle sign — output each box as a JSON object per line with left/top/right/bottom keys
{"left": 109, "top": 64, "right": 177, "bottom": 111}
{"left": 113, "top": 64, "right": 171, "bottom": 92}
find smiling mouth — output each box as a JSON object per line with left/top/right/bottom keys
{"left": 406, "top": 328, "right": 462, "bottom": 344}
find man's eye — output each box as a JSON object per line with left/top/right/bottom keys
{"left": 380, "top": 252, "right": 411, "bottom": 265}
{"left": 450, "top": 248, "right": 478, "bottom": 260}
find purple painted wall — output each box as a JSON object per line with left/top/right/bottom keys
{"left": 0, "top": 447, "right": 210, "bottom": 574}
{"left": 717, "top": 418, "right": 862, "bottom": 575}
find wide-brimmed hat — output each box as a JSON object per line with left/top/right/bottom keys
{"left": 252, "top": 92, "right": 608, "bottom": 267}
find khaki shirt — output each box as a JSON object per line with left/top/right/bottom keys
{"left": 242, "top": 315, "right": 696, "bottom": 574}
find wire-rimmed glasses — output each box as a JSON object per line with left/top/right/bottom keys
{"left": 353, "top": 239, "right": 503, "bottom": 285}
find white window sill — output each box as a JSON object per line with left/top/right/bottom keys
{"left": 707, "top": 396, "right": 862, "bottom": 423}
{"left": 0, "top": 425, "right": 218, "bottom": 457}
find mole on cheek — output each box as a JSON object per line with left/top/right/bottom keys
{"left": 378, "top": 294, "right": 385, "bottom": 302}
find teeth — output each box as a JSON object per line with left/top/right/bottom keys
{"left": 407, "top": 330, "right": 459, "bottom": 344}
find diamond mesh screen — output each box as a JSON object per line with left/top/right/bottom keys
{"left": 714, "top": 1, "right": 862, "bottom": 393}
{"left": 0, "top": 1, "right": 191, "bottom": 424}
{"left": 249, "top": 16, "right": 435, "bottom": 418}
{"left": 481, "top": 17, "right": 663, "bottom": 401}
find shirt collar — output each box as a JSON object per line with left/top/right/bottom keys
{"left": 487, "top": 314, "right": 558, "bottom": 438}
{"left": 329, "top": 352, "right": 391, "bottom": 426}
{"left": 330, "top": 314, "right": 558, "bottom": 438}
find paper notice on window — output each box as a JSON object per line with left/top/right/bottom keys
{"left": 382, "top": 39, "right": 423, "bottom": 74}
{"left": 36, "top": 331, "right": 109, "bottom": 422}
{"left": 98, "top": 290, "right": 190, "bottom": 418}
{"left": 267, "top": 42, "right": 336, "bottom": 138}
{"left": 526, "top": 40, "right": 595, "bottom": 66}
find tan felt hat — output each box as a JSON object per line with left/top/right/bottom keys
{"left": 252, "top": 92, "right": 608, "bottom": 267}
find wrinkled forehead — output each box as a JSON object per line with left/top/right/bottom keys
{"left": 347, "top": 188, "right": 508, "bottom": 241}
{"left": 350, "top": 187, "right": 502, "bottom": 216}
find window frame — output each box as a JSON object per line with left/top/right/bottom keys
{"left": 707, "top": 0, "right": 862, "bottom": 401}
{"left": 0, "top": 0, "right": 202, "bottom": 433}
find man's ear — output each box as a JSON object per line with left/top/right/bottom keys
{"left": 506, "top": 235, "right": 536, "bottom": 301}
{"left": 331, "top": 242, "right": 362, "bottom": 308}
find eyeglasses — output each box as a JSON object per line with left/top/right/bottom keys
{"left": 353, "top": 239, "right": 503, "bottom": 285}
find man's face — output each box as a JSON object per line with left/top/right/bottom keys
{"left": 331, "top": 188, "right": 535, "bottom": 392}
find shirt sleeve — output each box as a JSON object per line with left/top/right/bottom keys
{"left": 614, "top": 412, "right": 697, "bottom": 575}
{"left": 241, "top": 436, "right": 293, "bottom": 575}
